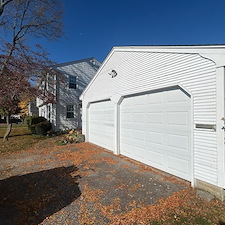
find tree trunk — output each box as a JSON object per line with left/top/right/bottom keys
{"left": 3, "top": 114, "right": 12, "bottom": 142}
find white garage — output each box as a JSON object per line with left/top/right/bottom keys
{"left": 80, "top": 45, "right": 225, "bottom": 200}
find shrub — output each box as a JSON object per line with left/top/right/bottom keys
{"left": 24, "top": 115, "right": 34, "bottom": 126}
{"left": 35, "top": 121, "right": 52, "bottom": 136}
{"left": 31, "top": 117, "right": 46, "bottom": 125}
{"left": 24, "top": 116, "right": 37, "bottom": 134}
{"left": 24, "top": 116, "right": 52, "bottom": 135}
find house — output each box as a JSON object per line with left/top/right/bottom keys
{"left": 37, "top": 57, "right": 101, "bottom": 131}
{"left": 80, "top": 45, "right": 225, "bottom": 200}
{"left": 28, "top": 99, "right": 39, "bottom": 116}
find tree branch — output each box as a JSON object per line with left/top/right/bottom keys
{"left": 0, "top": 0, "right": 13, "bottom": 16}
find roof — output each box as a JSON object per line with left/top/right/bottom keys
{"left": 52, "top": 57, "right": 101, "bottom": 68}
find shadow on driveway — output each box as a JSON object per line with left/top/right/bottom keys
{"left": 0, "top": 165, "right": 81, "bottom": 225}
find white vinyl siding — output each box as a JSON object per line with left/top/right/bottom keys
{"left": 55, "top": 58, "right": 101, "bottom": 130}
{"left": 82, "top": 50, "right": 218, "bottom": 186}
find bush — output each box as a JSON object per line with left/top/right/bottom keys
{"left": 31, "top": 117, "right": 46, "bottom": 125}
{"left": 24, "top": 115, "right": 34, "bottom": 126}
{"left": 35, "top": 121, "right": 52, "bottom": 136}
{"left": 24, "top": 116, "right": 36, "bottom": 134}
{"left": 24, "top": 116, "right": 52, "bottom": 135}
{"left": 24, "top": 116, "right": 46, "bottom": 125}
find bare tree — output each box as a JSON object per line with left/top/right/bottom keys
{"left": 0, "top": 0, "right": 13, "bottom": 16}
{"left": 0, "top": 0, "right": 63, "bottom": 141}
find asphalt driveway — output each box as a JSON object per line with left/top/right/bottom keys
{"left": 0, "top": 140, "right": 190, "bottom": 225}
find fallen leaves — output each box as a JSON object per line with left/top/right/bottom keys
{"left": 109, "top": 188, "right": 225, "bottom": 225}
{"left": 1, "top": 138, "right": 225, "bottom": 225}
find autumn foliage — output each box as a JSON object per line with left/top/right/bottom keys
{"left": 0, "top": 0, "right": 63, "bottom": 141}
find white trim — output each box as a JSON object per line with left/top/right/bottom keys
{"left": 216, "top": 67, "right": 225, "bottom": 188}
{"left": 177, "top": 84, "right": 194, "bottom": 185}
{"left": 110, "top": 96, "right": 123, "bottom": 155}
{"left": 114, "top": 103, "right": 119, "bottom": 155}
{"left": 86, "top": 102, "right": 91, "bottom": 142}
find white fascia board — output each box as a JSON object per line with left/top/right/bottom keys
{"left": 113, "top": 45, "right": 225, "bottom": 53}
{"left": 80, "top": 45, "right": 225, "bottom": 100}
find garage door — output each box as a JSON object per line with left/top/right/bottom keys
{"left": 120, "top": 88, "right": 191, "bottom": 181}
{"left": 89, "top": 100, "right": 114, "bottom": 151}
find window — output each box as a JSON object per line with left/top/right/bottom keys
{"left": 69, "top": 76, "right": 76, "bottom": 89}
{"left": 66, "top": 105, "right": 74, "bottom": 118}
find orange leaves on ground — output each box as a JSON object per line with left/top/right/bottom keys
{"left": 81, "top": 184, "right": 104, "bottom": 203}
{"left": 101, "top": 157, "right": 118, "bottom": 165}
{"left": 96, "top": 198, "right": 122, "bottom": 220}
{"left": 56, "top": 144, "right": 101, "bottom": 166}
{"left": 130, "top": 183, "right": 142, "bottom": 192}
{"left": 114, "top": 180, "right": 127, "bottom": 190}
{"left": 109, "top": 188, "right": 225, "bottom": 225}
{"left": 78, "top": 184, "right": 104, "bottom": 225}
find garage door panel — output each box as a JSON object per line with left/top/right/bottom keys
{"left": 167, "top": 134, "right": 189, "bottom": 151}
{"left": 167, "top": 112, "right": 189, "bottom": 126}
{"left": 146, "top": 131, "right": 164, "bottom": 145}
{"left": 148, "top": 92, "right": 163, "bottom": 104}
{"left": 121, "top": 112, "right": 132, "bottom": 122}
{"left": 120, "top": 143, "right": 138, "bottom": 158}
{"left": 120, "top": 88, "right": 191, "bottom": 181}
{"left": 133, "top": 112, "right": 145, "bottom": 123}
{"left": 89, "top": 100, "right": 114, "bottom": 151}
{"left": 132, "top": 95, "right": 146, "bottom": 105}
{"left": 133, "top": 129, "right": 145, "bottom": 141}
{"left": 168, "top": 156, "right": 190, "bottom": 175}
{"left": 145, "top": 145, "right": 164, "bottom": 157}
{"left": 146, "top": 150, "right": 164, "bottom": 166}
{"left": 147, "top": 112, "right": 164, "bottom": 124}
{"left": 120, "top": 127, "right": 132, "bottom": 138}
{"left": 122, "top": 136, "right": 146, "bottom": 149}
{"left": 167, "top": 89, "right": 189, "bottom": 103}
{"left": 133, "top": 146, "right": 146, "bottom": 159}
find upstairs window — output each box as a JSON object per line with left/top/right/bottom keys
{"left": 66, "top": 105, "right": 74, "bottom": 118}
{"left": 69, "top": 76, "right": 76, "bottom": 89}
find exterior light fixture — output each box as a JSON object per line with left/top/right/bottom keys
{"left": 108, "top": 69, "right": 117, "bottom": 78}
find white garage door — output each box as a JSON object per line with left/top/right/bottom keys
{"left": 120, "top": 88, "right": 191, "bottom": 181}
{"left": 89, "top": 100, "right": 114, "bottom": 151}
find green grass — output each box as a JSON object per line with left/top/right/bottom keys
{"left": 0, "top": 124, "right": 47, "bottom": 154}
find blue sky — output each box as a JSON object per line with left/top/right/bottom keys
{"left": 42, "top": 0, "right": 225, "bottom": 63}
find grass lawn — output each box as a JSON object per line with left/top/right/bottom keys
{"left": 0, "top": 123, "right": 47, "bottom": 154}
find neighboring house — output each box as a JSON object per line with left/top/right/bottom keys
{"left": 80, "top": 45, "right": 225, "bottom": 200}
{"left": 28, "top": 100, "right": 39, "bottom": 116}
{"left": 37, "top": 57, "right": 101, "bottom": 131}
